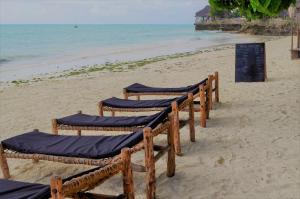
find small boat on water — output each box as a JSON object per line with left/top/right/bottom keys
{"left": 74, "top": 25, "right": 78, "bottom": 28}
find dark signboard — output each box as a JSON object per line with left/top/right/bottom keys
{"left": 235, "top": 43, "right": 266, "bottom": 82}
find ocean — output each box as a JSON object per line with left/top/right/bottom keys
{"left": 0, "top": 24, "right": 252, "bottom": 81}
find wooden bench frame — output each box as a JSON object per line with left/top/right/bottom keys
{"left": 98, "top": 91, "right": 203, "bottom": 156}
{"left": 1, "top": 149, "right": 133, "bottom": 199}
{"left": 50, "top": 148, "right": 133, "bottom": 199}
{"left": 0, "top": 114, "right": 175, "bottom": 199}
{"left": 122, "top": 72, "right": 219, "bottom": 111}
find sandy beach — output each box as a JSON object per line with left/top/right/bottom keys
{"left": 0, "top": 36, "right": 299, "bottom": 198}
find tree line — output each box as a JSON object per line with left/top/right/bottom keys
{"left": 209, "top": 0, "right": 296, "bottom": 20}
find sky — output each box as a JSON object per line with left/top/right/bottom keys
{"left": 0, "top": 0, "right": 208, "bottom": 24}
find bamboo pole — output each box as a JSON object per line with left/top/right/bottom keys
{"left": 51, "top": 176, "right": 64, "bottom": 199}
{"left": 208, "top": 75, "right": 213, "bottom": 110}
{"left": 98, "top": 102, "right": 104, "bottom": 116}
{"left": 188, "top": 93, "right": 195, "bottom": 142}
{"left": 205, "top": 83, "right": 210, "bottom": 120}
{"left": 77, "top": 111, "right": 82, "bottom": 136}
{"left": 52, "top": 119, "right": 59, "bottom": 135}
{"left": 199, "top": 85, "right": 206, "bottom": 128}
{"left": 121, "top": 148, "right": 135, "bottom": 199}
{"left": 171, "top": 101, "right": 181, "bottom": 155}
{"left": 215, "top": 71, "right": 219, "bottom": 103}
{"left": 0, "top": 144, "right": 10, "bottom": 179}
{"left": 123, "top": 88, "right": 129, "bottom": 100}
{"left": 143, "top": 127, "right": 156, "bottom": 199}
{"left": 167, "top": 114, "right": 176, "bottom": 177}
{"left": 32, "top": 129, "right": 40, "bottom": 163}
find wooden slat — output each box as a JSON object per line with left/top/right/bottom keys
{"left": 154, "top": 146, "right": 169, "bottom": 162}
{"left": 57, "top": 124, "right": 141, "bottom": 132}
{"left": 131, "top": 163, "right": 146, "bottom": 172}
{"left": 76, "top": 192, "right": 124, "bottom": 199}
{"left": 153, "top": 145, "right": 167, "bottom": 151}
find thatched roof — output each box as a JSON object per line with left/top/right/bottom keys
{"left": 195, "top": 5, "right": 210, "bottom": 17}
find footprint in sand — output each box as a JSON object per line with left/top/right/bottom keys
{"left": 238, "top": 115, "right": 250, "bottom": 128}
{"left": 266, "top": 173, "right": 272, "bottom": 184}
{"left": 275, "top": 106, "right": 290, "bottom": 122}
{"left": 229, "top": 153, "right": 236, "bottom": 164}
{"left": 215, "top": 156, "right": 225, "bottom": 167}
{"left": 280, "top": 110, "right": 288, "bottom": 116}
{"left": 266, "top": 149, "right": 286, "bottom": 160}
{"left": 211, "top": 178, "right": 231, "bottom": 198}
{"left": 197, "top": 157, "right": 205, "bottom": 165}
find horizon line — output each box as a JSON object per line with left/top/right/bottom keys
{"left": 0, "top": 23, "right": 194, "bottom": 25}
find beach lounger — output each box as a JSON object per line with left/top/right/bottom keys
{"left": 0, "top": 109, "right": 175, "bottom": 199}
{"left": 98, "top": 86, "right": 211, "bottom": 154}
{"left": 52, "top": 109, "right": 183, "bottom": 155}
{"left": 123, "top": 72, "right": 219, "bottom": 110}
{"left": 98, "top": 92, "right": 199, "bottom": 155}
{"left": 52, "top": 105, "right": 188, "bottom": 156}
{"left": 52, "top": 111, "right": 162, "bottom": 135}
{"left": 0, "top": 153, "right": 133, "bottom": 199}
{"left": 100, "top": 82, "right": 209, "bottom": 124}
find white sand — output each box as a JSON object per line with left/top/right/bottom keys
{"left": 0, "top": 36, "right": 299, "bottom": 199}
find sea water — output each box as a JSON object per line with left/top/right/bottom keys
{"left": 0, "top": 24, "right": 252, "bottom": 81}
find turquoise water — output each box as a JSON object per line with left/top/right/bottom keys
{"left": 0, "top": 24, "right": 252, "bottom": 81}
{"left": 0, "top": 24, "right": 202, "bottom": 63}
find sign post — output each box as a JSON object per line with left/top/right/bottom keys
{"left": 235, "top": 43, "right": 266, "bottom": 82}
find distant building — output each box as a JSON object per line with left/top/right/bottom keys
{"left": 289, "top": 0, "right": 300, "bottom": 19}
{"left": 279, "top": 10, "right": 289, "bottom": 18}
{"left": 291, "top": 0, "right": 300, "bottom": 59}
{"left": 195, "top": 5, "right": 211, "bottom": 24}
{"left": 297, "top": 0, "right": 300, "bottom": 20}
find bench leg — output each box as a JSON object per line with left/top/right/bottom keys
{"left": 172, "top": 102, "right": 182, "bottom": 155}
{"left": 167, "top": 114, "right": 176, "bottom": 177}
{"left": 200, "top": 85, "right": 206, "bottom": 128}
{"left": 122, "top": 148, "right": 135, "bottom": 199}
{"left": 50, "top": 176, "right": 63, "bottom": 199}
{"left": 215, "top": 71, "right": 220, "bottom": 103}
{"left": 0, "top": 145, "right": 10, "bottom": 179}
{"left": 143, "top": 128, "right": 156, "bottom": 199}
{"left": 188, "top": 93, "right": 195, "bottom": 142}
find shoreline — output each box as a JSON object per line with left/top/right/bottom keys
{"left": 0, "top": 34, "right": 281, "bottom": 88}
{"left": 1, "top": 27, "right": 241, "bottom": 82}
